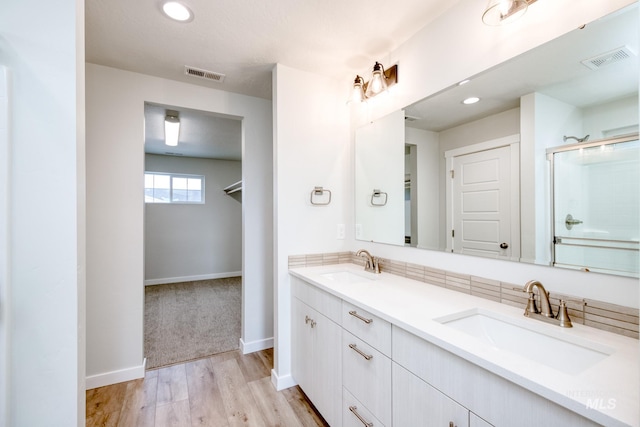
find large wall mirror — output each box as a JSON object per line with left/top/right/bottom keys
{"left": 355, "top": 4, "right": 639, "bottom": 278}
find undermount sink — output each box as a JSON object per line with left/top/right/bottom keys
{"left": 436, "top": 308, "right": 613, "bottom": 375}
{"left": 319, "top": 271, "right": 376, "bottom": 284}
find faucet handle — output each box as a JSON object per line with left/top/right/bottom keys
{"left": 556, "top": 300, "right": 573, "bottom": 328}
{"left": 524, "top": 293, "right": 539, "bottom": 316}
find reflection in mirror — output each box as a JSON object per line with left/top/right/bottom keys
{"left": 355, "top": 4, "right": 639, "bottom": 277}
{"left": 549, "top": 135, "right": 639, "bottom": 277}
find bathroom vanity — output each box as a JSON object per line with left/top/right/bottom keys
{"left": 289, "top": 264, "right": 639, "bottom": 427}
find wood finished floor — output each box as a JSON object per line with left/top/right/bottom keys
{"left": 86, "top": 349, "right": 329, "bottom": 427}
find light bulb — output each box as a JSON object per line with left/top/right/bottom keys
{"left": 164, "top": 115, "right": 180, "bottom": 146}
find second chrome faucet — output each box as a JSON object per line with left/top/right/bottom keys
{"left": 523, "top": 280, "right": 572, "bottom": 328}
{"left": 355, "top": 249, "right": 380, "bottom": 274}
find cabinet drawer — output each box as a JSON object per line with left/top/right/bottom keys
{"left": 342, "top": 330, "right": 391, "bottom": 427}
{"left": 393, "top": 362, "right": 469, "bottom": 427}
{"left": 291, "top": 276, "right": 341, "bottom": 323}
{"left": 342, "top": 301, "right": 391, "bottom": 356}
{"left": 343, "top": 387, "right": 385, "bottom": 427}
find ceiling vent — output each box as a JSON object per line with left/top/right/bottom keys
{"left": 184, "top": 65, "right": 226, "bottom": 83}
{"left": 581, "top": 46, "right": 635, "bottom": 70}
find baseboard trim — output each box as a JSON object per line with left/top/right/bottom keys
{"left": 144, "top": 271, "right": 242, "bottom": 286}
{"left": 271, "top": 369, "right": 296, "bottom": 391}
{"left": 86, "top": 358, "right": 146, "bottom": 390}
{"left": 239, "top": 337, "right": 274, "bottom": 354}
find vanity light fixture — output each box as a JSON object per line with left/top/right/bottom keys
{"left": 462, "top": 97, "right": 480, "bottom": 105}
{"left": 164, "top": 111, "right": 180, "bottom": 147}
{"left": 162, "top": 1, "right": 194, "bottom": 22}
{"left": 482, "top": 0, "right": 537, "bottom": 26}
{"left": 349, "top": 62, "right": 398, "bottom": 103}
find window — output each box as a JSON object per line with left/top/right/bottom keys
{"left": 145, "top": 172, "right": 204, "bottom": 203}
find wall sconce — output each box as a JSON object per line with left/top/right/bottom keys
{"left": 164, "top": 110, "right": 180, "bottom": 146}
{"left": 482, "top": 0, "right": 537, "bottom": 25}
{"left": 350, "top": 62, "right": 398, "bottom": 103}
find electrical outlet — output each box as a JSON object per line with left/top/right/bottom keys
{"left": 337, "top": 224, "right": 345, "bottom": 239}
{"left": 355, "top": 224, "right": 363, "bottom": 239}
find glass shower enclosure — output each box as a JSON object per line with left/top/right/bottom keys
{"left": 548, "top": 134, "right": 639, "bottom": 277}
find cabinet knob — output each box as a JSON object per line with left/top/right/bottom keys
{"left": 305, "top": 315, "right": 311, "bottom": 324}
{"left": 449, "top": 422, "right": 455, "bottom": 427}
{"left": 500, "top": 242, "right": 509, "bottom": 249}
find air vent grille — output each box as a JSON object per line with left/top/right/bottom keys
{"left": 581, "top": 46, "right": 635, "bottom": 70}
{"left": 184, "top": 66, "right": 226, "bottom": 82}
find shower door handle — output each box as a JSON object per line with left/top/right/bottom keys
{"left": 565, "top": 214, "right": 583, "bottom": 230}
{"left": 500, "top": 242, "right": 509, "bottom": 249}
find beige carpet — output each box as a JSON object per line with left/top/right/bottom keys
{"left": 144, "top": 277, "right": 241, "bottom": 369}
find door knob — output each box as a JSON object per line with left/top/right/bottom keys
{"left": 500, "top": 242, "right": 509, "bottom": 249}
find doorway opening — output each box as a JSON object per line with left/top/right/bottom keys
{"left": 143, "top": 102, "right": 243, "bottom": 369}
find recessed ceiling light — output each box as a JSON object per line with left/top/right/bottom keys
{"left": 458, "top": 79, "right": 471, "bottom": 86}
{"left": 462, "top": 97, "right": 480, "bottom": 105}
{"left": 162, "top": 1, "right": 193, "bottom": 22}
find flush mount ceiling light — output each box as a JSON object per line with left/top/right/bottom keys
{"left": 482, "top": 0, "right": 537, "bottom": 25}
{"left": 164, "top": 111, "right": 180, "bottom": 146}
{"left": 349, "top": 62, "right": 398, "bottom": 103}
{"left": 162, "top": 1, "right": 193, "bottom": 22}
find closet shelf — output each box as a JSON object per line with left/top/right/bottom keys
{"left": 223, "top": 180, "right": 243, "bottom": 195}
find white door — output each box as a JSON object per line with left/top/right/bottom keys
{"left": 451, "top": 146, "right": 512, "bottom": 258}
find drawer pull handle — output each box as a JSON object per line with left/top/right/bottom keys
{"left": 349, "top": 310, "right": 373, "bottom": 324}
{"left": 348, "top": 343, "right": 373, "bottom": 361}
{"left": 349, "top": 405, "right": 373, "bottom": 427}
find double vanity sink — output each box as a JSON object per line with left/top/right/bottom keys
{"left": 291, "top": 263, "right": 639, "bottom": 426}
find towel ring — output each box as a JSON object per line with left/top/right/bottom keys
{"left": 310, "top": 186, "right": 332, "bottom": 205}
{"left": 371, "top": 189, "right": 387, "bottom": 206}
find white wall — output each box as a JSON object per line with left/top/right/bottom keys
{"left": 144, "top": 154, "right": 242, "bottom": 283}
{"left": 405, "top": 126, "right": 440, "bottom": 250}
{"left": 0, "top": 0, "right": 85, "bottom": 425}
{"left": 86, "top": 64, "right": 272, "bottom": 387}
{"left": 272, "top": 64, "right": 351, "bottom": 389}
{"left": 355, "top": 110, "right": 405, "bottom": 245}
{"left": 583, "top": 94, "right": 639, "bottom": 139}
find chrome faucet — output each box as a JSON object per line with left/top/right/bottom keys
{"left": 355, "top": 249, "right": 380, "bottom": 274}
{"left": 522, "top": 280, "right": 572, "bottom": 327}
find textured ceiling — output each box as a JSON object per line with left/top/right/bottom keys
{"left": 86, "top": 0, "right": 461, "bottom": 100}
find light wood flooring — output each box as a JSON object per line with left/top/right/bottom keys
{"left": 86, "top": 348, "right": 329, "bottom": 427}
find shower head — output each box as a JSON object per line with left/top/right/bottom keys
{"left": 563, "top": 135, "right": 590, "bottom": 143}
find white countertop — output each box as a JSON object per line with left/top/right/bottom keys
{"left": 289, "top": 263, "right": 640, "bottom": 427}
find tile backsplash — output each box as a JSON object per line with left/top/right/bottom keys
{"left": 288, "top": 251, "right": 639, "bottom": 339}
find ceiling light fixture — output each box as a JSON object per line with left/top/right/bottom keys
{"left": 349, "top": 61, "right": 398, "bottom": 103}
{"left": 482, "top": 0, "right": 536, "bottom": 26}
{"left": 462, "top": 97, "right": 480, "bottom": 105}
{"left": 164, "top": 111, "right": 180, "bottom": 146}
{"left": 162, "top": 1, "right": 193, "bottom": 22}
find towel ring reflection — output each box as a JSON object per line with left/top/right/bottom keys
{"left": 371, "top": 189, "right": 387, "bottom": 206}
{"left": 310, "top": 186, "right": 332, "bottom": 205}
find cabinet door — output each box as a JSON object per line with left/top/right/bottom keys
{"left": 313, "top": 310, "right": 343, "bottom": 427}
{"left": 393, "top": 362, "right": 469, "bottom": 427}
{"left": 291, "top": 297, "right": 313, "bottom": 396}
{"left": 291, "top": 297, "right": 342, "bottom": 427}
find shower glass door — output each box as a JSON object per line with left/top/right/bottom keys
{"left": 551, "top": 135, "right": 639, "bottom": 277}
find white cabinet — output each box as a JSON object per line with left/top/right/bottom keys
{"left": 392, "top": 325, "right": 599, "bottom": 427}
{"left": 393, "top": 362, "right": 469, "bottom": 427}
{"left": 291, "top": 282, "right": 342, "bottom": 427}
{"left": 342, "top": 330, "right": 392, "bottom": 426}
